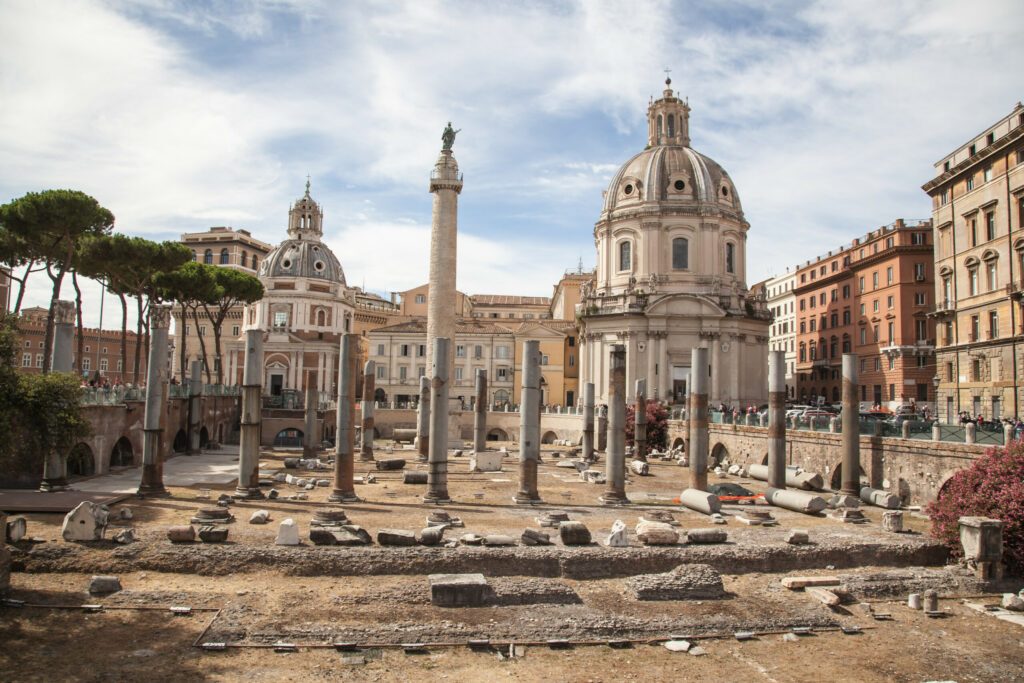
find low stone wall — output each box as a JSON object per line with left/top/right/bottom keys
{"left": 666, "top": 420, "right": 991, "bottom": 506}
{"left": 369, "top": 408, "right": 585, "bottom": 446}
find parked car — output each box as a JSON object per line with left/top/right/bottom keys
{"left": 708, "top": 483, "right": 763, "bottom": 504}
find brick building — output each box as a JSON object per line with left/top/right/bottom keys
{"left": 923, "top": 102, "right": 1024, "bottom": 423}
{"left": 794, "top": 219, "right": 936, "bottom": 410}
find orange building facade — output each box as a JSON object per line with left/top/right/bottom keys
{"left": 794, "top": 219, "right": 936, "bottom": 410}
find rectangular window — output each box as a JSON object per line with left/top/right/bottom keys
{"left": 987, "top": 261, "right": 998, "bottom": 291}
{"left": 983, "top": 165, "right": 993, "bottom": 182}
{"left": 916, "top": 319, "right": 927, "bottom": 340}
{"left": 232, "top": 325, "right": 240, "bottom": 336}
{"left": 873, "top": 325, "right": 879, "bottom": 342}
{"left": 887, "top": 295, "right": 894, "bottom": 309}
{"left": 874, "top": 357, "right": 881, "bottom": 371}
{"left": 917, "top": 356, "right": 927, "bottom": 368}
{"left": 966, "top": 175, "right": 974, "bottom": 191}
{"left": 273, "top": 312, "right": 287, "bottom": 328}
{"left": 888, "top": 356, "right": 896, "bottom": 370}
{"left": 842, "top": 285, "right": 850, "bottom": 299}
{"left": 971, "top": 315, "right": 980, "bottom": 342}
{"left": 858, "top": 276, "right": 865, "bottom": 293}
{"left": 100, "top": 358, "right": 108, "bottom": 371}
{"left": 972, "top": 360, "right": 981, "bottom": 381}
{"left": 569, "top": 354, "right": 575, "bottom": 367}
{"left": 945, "top": 321, "right": 954, "bottom": 345}
{"left": 376, "top": 365, "right": 385, "bottom": 379}
{"left": 474, "top": 345, "right": 483, "bottom": 359}
{"left": 946, "top": 362, "right": 954, "bottom": 382}
{"left": 82, "top": 357, "right": 91, "bottom": 371}
{"left": 495, "top": 346, "right": 510, "bottom": 359}
{"left": 859, "top": 328, "right": 867, "bottom": 345}
{"left": 541, "top": 355, "right": 549, "bottom": 365}
{"left": 415, "top": 294, "right": 426, "bottom": 304}
{"left": 36, "top": 354, "right": 43, "bottom": 368}
{"left": 21, "top": 353, "right": 31, "bottom": 367}
{"left": 497, "top": 367, "right": 509, "bottom": 380}
{"left": 399, "top": 366, "right": 407, "bottom": 380}
{"left": 873, "top": 300, "right": 879, "bottom": 313}
{"left": 455, "top": 367, "right": 464, "bottom": 380}
{"left": 842, "top": 310, "right": 851, "bottom": 325}
{"left": 969, "top": 268, "right": 979, "bottom": 296}
{"left": 455, "top": 345, "right": 466, "bottom": 358}
{"left": 985, "top": 212, "right": 995, "bottom": 240}
{"left": 989, "top": 311, "right": 999, "bottom": 339}
{"left": 888, "top": 321, "right": 895, "bottom": 342}
{"left": 376, "top": 344, "right": 385, "bottom": 356}
{"left": 800, "top": 299, "right": 806, "bottom": 311}
{"left": 872, "top": 272, "right": 878, "bottom": 289}
{"left": 915, "top": 292, "right": 926, "bottom": 306}
{"left": 992, "top": 397, "right": 1001, "bottom": 420}
{"left": 886, "top": 266, "right": 894, "bottom": 285}
{"left": 399, "top": 344, "right": 410, "bottom": 357}
{"left": 418, "top": 366, "right": 426, "bottom": 377}
{"left": 889, "top": 383, "right": 895, "bottom": 401}
{"left": 969, "top": 218, "right": 978, "bottom": 246}
{"left": 417, "top": 344, "right": 426, "bottom": 357}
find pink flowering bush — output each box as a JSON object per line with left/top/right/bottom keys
{"left": 927, "top": 438, "right": 1024, "bottom": 575}
{"left": 625, "top": 401, "right": 669, "bottom": 451}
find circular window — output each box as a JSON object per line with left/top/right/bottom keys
{"left": 314, "top": 261, "right": 325, "bottom": 271}
{"left": 624, "top": 184, "right": 634, "bottom": 195}
{"left": 282, "top": 259, "right": 292, "bottom": 269}
{"left": 722, "top": 186, "right": 729, "bottom": 197}
{"left": 674, "top": 180, "right": 685, "bottom": 191}
{"left": 312, "top": 246, "right": 319, "bottom": 252}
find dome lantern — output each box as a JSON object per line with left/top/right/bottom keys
{"left": 287, "top": 176, "right": 324, "bottom": 240}
{"left": 647, "top": 76, "right": 691, "bottom": 147}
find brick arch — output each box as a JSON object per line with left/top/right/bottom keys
{"left": 541, "top": 430, "right": 559, "bottom": 445}
{"left": 829, "top": 462, "right": 867, "bottom": 491}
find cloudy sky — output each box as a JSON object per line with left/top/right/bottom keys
{"left": 2, "top": 0, "right": 1023, "bottom": 328}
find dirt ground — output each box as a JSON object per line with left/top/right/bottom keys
{"left": 2, "top": 443, "right": 1023, "bottom": 682}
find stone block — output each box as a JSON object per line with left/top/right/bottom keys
{"left": 1001, "top": 593, "right": 1024, "bottom": 612}
{"left": 336, "top": 525, "right": 372, "bottom": 546}
{"left": 418, "top": 526, "right": 445, "bottom": 546}
{"left": 249, "top": 510, "right": 271, "bottom": 525}
{"left": 805, "top": 586, "right": 841, "bottom": 606}
{"left": 629, "top": 460, "right": 650, "bottom": 476}
{"left": 429, "top": 573, "right": 489, "bottom": 607}
{"left": 958, "top": 517, "right": 1003, "bottom": 564}
{"left": 859, "top": 487, "right": 901, "bottom": 510}
{"left": 377, "top": 529, "right": 417, "bottom": 546}
{"left": 781, "top": 576, "right": 840, "bottom": 590}
{"left": 113, "top": 528, "right": 136, "bottom": 544}
{"left": 678, "top": 489, "right": 722, "bottom": 515}
{"left": 786, "top": 529, "right": 810, "bottom": 545}
{"left": 882, "top": 511, "right": 904, "bottom": 533}
{"left": 6, "top": 516, "right": 26, "bottom": 543}
{"left": 605, "top": 520, "right": 629, "bottom": 547}
{"left": 828, "top": 494, "right": 860, "bottom": 509}
{"left": 88, "top": 575, "right": 122, "bottom": 594}
{"left": 198, "top": 525, "right": 229, "bottom": 543}
{"left": 166, "top": 525, "right": 196, "bottom": 543}
{"left": 559, "top": 521, "right": 592, "bottom": 546}
{"left": 686, "top": 528, "right": 727, "bottom": 544}
{"left": 469, "top": 451, "right": 503, "bottom": 472}
{"left": 375, "top": 458, "right": 406, "bottom": 471}
{"left": 628, "top": 564, "right": 726, "bottom": 601}
{"left": 403, "top": 471, "right": 428, "bottom": 484}
{"left": 635, "top": 521, "right": 679, "bottom": 545}
{"left": 481, "top": 535, "right": 516, "bottom": 546}
{"left": 275, "top": 519, "right": 300, "bottom": 546}
{"left": 61, "top": 501, "right": 109, "bottom": 542}
{"left": 521, "top": 528, "right": 552, "bottom": 546}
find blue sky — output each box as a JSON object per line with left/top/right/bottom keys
{"left": 2, "top": 0, "right": 1024, "bottom": 328}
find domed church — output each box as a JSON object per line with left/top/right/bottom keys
{"left": 578, "top": 78, "right": 770, "bottom": 407}
{"left": 231, "top": 181, "right": 355, "bottom": 400}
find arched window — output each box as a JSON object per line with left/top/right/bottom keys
{"left": 667, "top": 114, "right": 675, "bottom": 138}
{"left": 656, "top": 114, "right": 663, "bottom": 138}
{"left": 799, "top": 344, "right": 806, "bottom": 362}
{"left": 966, "top": 257, "right": 979, "bottom": 296}
{"left": 618, "top": 241, "right": 632, "bottom": 271}
{"left": 219, "top": 248, "right": 229, "bottom": 265}
{"left": 316, "top": 309, "right": 326, "bottom": 326}
{"left": 203, "top": 249, "right": 213, "bottom": 264}
{"left": 672, "top": 237, "right": 689, "bottom": 270}
{"left": 241, "top": 251, "right": 248, "bottom": 268}
{"left": 809, "top": 341, "right": 816, "bottom": 360}
{"left": 842, "top": 334, "right": 851, "bottom": 354}
{"left": 830, "top": 336, "right": 838, "bottom": 359}
{"left": 982, "top": 251, "right": 999, "bottom": 291}
{"left": 191, "top": 250, "right": 197, "bottom": 262}
{"left": 725, "top": 242, "right": 736, "bottom": 274}
{"left": 252, "top": 256, "right": 258, "bottom": 270}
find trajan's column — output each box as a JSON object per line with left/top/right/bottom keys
{"left": 426, "top": 122, "right": 463, "bottom": 364}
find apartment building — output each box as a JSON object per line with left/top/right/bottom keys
{"left": 764, "top": 270, "right": 798, "bottom": 397}
{"left": 923, "top": 102, "right": 1024, "bottom": 422}
{"left": 794, "top": 219, "right": 936, "bottom": 409}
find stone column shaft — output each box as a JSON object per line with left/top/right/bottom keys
{"left": 514, "top": 340, "right": 542, "bottom": 504}
{"left": 473, "top": 369, "right": 487, "bottom": 452}
{"left": 39, "top": 300, "right": 78, "bottom": 489}
{"left": 688, "top": 347, "right": 710, "bottom": 491}
{"left": 330, "top": 334, "right": 358, "bottom": 502}
{"left": 634, "top": 378, "right": 647, "bottom": 462}
{"left": 360, "top": 360, "right": 375, "bottom": 461}
{"left": 416, "top": 375, "right": 430, "bottom": 462}
{"left": 426, "top": 149, "right": 462, "bottom": 366}
{"left": 840, "top": 354, "right": 861, "bottom": 495}
{"left": 601, "top": 345, "right": 629, "bottom": 504}
{"left": 187, "top": 360, "right": 203, "bottom": 454}
{"left": 768, "top": 350, "right": 786, "bottom": 489}
{"left": 424, "top": 337, "right": 451, "bottom": 503}
{"left": 303, "top": 370, "right": 318, "bottom": 457}
{"left": 582, "top": 382, "right": 595, "bottom": 461}
{"left": 137, "top": 305, "right": 171, "bottom": 496}
{"left": 234, "top": 330, "right": 264, "bottom": 499}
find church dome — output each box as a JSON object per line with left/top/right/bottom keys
{"left": 601, "top": 79, "right": 742, "bottom": 215}
{"left": 259, "top": 180, "right": 347, "bottom": 285}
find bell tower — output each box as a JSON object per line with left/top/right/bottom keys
{"left": 287, "top": 177, "right": 324, "bottom": 240}
{"left": 647, "top": 76, "right": 691, "bottom": 147}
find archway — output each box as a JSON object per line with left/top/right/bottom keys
{"left": 829, "top": 463, "right": 867, "bottom": 491}
{"left": 274, "top": 428, "right": 303, "bottom": 447}
{"left": 487, "top": 428, "right": 509, "bottom": 441}
{"left": 760, "top": 453, "right": 769, "bottom": 465}
{"left": 374, "top": 388, "right": 387, "bottom": 403}
{"left": 710, "top": 443, "right": 729, "bottom": 467}
{"left": 109, "top": 437, "right": 133, "bottom": 468}
{"left": 671, "top": 437, "right": 685, "bottom": 450}
{"left": 541, "top": 431, "right": 558, "bottom": 445}
{"left": 67, "top": 443, "right": 95, "bottom": 478}
{"left": 199, "top": 426, "right": 210, "bottom": 447}
{"left": 173, "top": 429, "right": 188, "bottom": 453}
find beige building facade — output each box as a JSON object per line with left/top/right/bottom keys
{"left": 765, "top": 271, "right": 798, "bottom": 398}
{"left": 578, "top": 78, "right": 771, "bottom": 407}
{"left": 923, "top": 102, "right": 1024, "bottom": 422}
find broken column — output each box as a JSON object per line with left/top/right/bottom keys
{"left": 416, "top": 375, "right": 430, "bottom": 462}
{"left": 767, "top": 349, "right": 786, "bottom": 489}
{"left": 600, "top": 344, "right": 629, "bottom": 505}
{"left": 39, "top": 301, "right": 77, "bottom": 491}
{"left": 634, "top": 378, "right": 647, "bottom": 462}
{"left": 959, "top": 516, "right": 1004, "bottom": 579}
{"left": 187, "top": 360, "right": 203, "bottom": 454}
{"left": 840, "top": 354, "right": 860, "bottom": 496}
{"left": 424, "top": 337, "right": 451, "bottom": 504}
{"left": 303, "top": 370, "right": 318, "bottom": 457}
{"left": 582, "top": 382, "right": 595, "bottom": 461}
{"left": 234, "top": 329, "right": 264, "bottom": 499}
{"left": 688, "top": 347, "right": 710, "bottom": 491}
{"left": 329, "top": 334, "right": 358, "bottom": 502}
{"left": 473, "top": 369, "right": 487, "bottom": 453}
{"left": 136, "top": 304, "right": 171, "bottom": 496}
{"left": 515, "top": 340, "right": 542, "bottom": 504}
{"left": 360, "top": 360, "right": 375, "bottom": 461}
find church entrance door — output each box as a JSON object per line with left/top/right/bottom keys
{"left": 270, "top": 373, "right": 284, "bottom": 396}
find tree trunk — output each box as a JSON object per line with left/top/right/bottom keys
{"left": 203, "top": 303, "right": 226, "bottom": 385}
{"left": 11, "top": 259, "right": 36, "bottom": 315}
{"left": 118, "top": 292, "right": 128, "bottom": 382}
{"left": 72, "top": 272, "right": 85, "bottom": 377}
{"left": 192, "top": 307, "right": 212, "bottom": 384}
{"left": 133, "top": 295, "right": 143, "bottom": 383}
{"left": 42, "top": 259, "right": 70, "bottom": 375}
